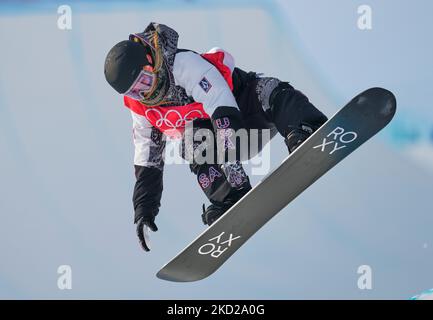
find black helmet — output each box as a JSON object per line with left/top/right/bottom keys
{"left": 104, "top": 40, "right": 152, "bottom": 94}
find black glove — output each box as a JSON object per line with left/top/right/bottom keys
{"left": 133, "top": 165, "right": 163, "bottom": 252}
{"left": 136, "top": 216, "right": 158, "bottom": 252}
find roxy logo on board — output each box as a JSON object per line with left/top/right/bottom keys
{"left": 313, "top": 126, "right": 358, "bottom": 155}
{"left": 198, "top": 232, "right": 241, "bottom": 258}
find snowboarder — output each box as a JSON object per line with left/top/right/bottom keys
{"left": 104, "top": 22, "right": 328, "bottom": 251}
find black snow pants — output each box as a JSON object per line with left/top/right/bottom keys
{"left": 181, "top": 67, "right": 328, "bottom": 205}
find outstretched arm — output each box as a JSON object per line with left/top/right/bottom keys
{"left": 131, "top": 111, "right": 165, "bottom": 250}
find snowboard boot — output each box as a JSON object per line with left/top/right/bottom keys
{"left": 284, "top": 124, "right": 314, "bottom": 153}
{"left": 201, "top": 186, "right": 251, "bottom": 226}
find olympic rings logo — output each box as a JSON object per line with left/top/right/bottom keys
{"left": 145, "top": 108, "right": 205, "bottom": 129}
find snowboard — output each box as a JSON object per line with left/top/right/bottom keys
{"left": 157, "top": 87, "right": 396, "bottom": 282}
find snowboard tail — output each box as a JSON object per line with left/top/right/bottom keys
{"left": 157, "top": 88, "right": 396, "bottom": 282}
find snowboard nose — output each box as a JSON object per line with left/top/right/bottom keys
{"left": 354, "top": 87, "right": 397, "bottom": 121}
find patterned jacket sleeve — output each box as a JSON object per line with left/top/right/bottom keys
{"left": 173, "top": 50, "right": 246, "bottom": 160}
{"left": 131, "top": 111, "right": 166, "bottom": 223}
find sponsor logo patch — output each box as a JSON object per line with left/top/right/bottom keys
{"left": 199, "top": 77, "right": 212, "bottom": 93}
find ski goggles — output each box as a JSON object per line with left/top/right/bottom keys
{"left": 130, "top": 33, "right": 151, "bottom": 47}
{"left": 124, "top": 69, "right": 157, "bottom": 101}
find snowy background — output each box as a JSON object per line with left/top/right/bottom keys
{"left": 0, "top": 0, "right": 432, "bottom": 299}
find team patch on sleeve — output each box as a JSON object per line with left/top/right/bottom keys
{"left": 199, "top": 77, "right": 212, "bottom": 93}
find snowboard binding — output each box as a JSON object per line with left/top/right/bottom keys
{"left": 201, "top": 186, "right": 251, "bottom": 226}
{"left": 201, "top": 203, "right": 227, "bottom": 226}
{"left": 284, "top": 123, "right": 314, "bottom": 153}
